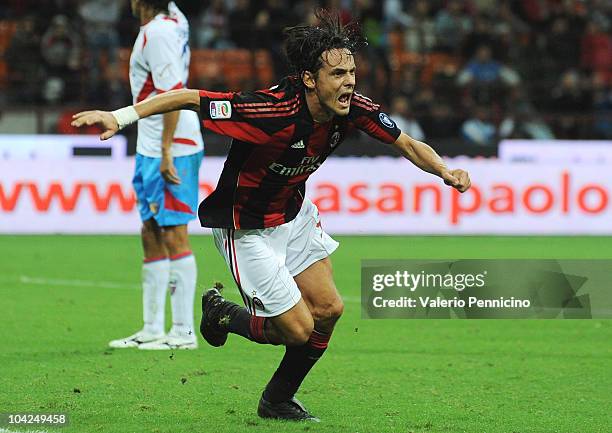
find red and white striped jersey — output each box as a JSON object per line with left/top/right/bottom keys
{"left": 197, "top": 76, "right": 402, "bottom": 229}
{"left": 129, "top": 1, "right": 203, "bottom": 157}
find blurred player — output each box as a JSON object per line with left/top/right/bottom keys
{"left": 73, "top": 10, "right": 470, "bottom": 419}
{"left": 108, "top": 0, "right": 204, "bottom": 350}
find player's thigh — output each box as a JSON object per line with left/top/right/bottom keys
{"left": 156, "top": 152, "right": 202, "bottom": 227}
{"left": 286, "top": 199, "right": 342, "bottom": 319}
{"left": 132, "top": 154, "right": 157, "bottom": 223}
{"left": 136, "top": 154, "right": 166, "bottom": 220}
{"left": 141, "top": 218, "right": 166, "bottom": 258}
{"left": 211, "top": 227, "right": 302, "bottom": 318}
{"left": 294, "top": 257, "right": 344, "bottom": 323}
{"left": 142, "top": 217, "right": 162, "bottom": 237}
{"left": 269, "top": 298, "right": 314, "bottom": 345}
{"left": 286, "top": 198, "right": 339, "bottom": 277}
{"left": 161, "top": 224, "right": 190, "bottom": 256}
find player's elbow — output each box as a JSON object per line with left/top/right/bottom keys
{"left": 180, "top": 89, "right": 202, "bottom": 112}
{"left": 161, "top": 88, "right": 201, "bottom": 112}
{"left": 392, "top": 133, "right": 417, "bottom": 160}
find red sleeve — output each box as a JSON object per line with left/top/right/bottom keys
{"left": 199, "top": 90, "right": 274, "bottom": 144}
{"left": 349, "top": 93, "right": 402, "bottom": 144}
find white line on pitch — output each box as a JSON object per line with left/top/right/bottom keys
{"left": 14, "top": 275, "right": 140, "bottom": 291}
{"left": 7, "top": 275, "right": 362, "bottom": 303}
{"left": 0, "top": 428, "right": 52, "bottom": 433}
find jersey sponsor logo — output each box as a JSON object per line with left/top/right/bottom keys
{"left": 291, "top": 139, "right": 305, "bottom": 149}
{"left": 330, "top": 132, "right": 341, "bottom": 148}
{"left": 210, "top": 101, "right": 232, "bottom": 119}
{"left": 269, "top": 155, "right": 322, "bottom": 177}
{"left": 252, "top": 297, "right": 265, "bottom": 311}
{"left": 379, "top": 112, "right": 396, "bottom": 129}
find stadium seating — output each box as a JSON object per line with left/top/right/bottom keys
{"left": 115, "top": 48, "right": 275, "bottom": 91}
{"left": 0, "top": 20, "right": 18, "bottom": 90}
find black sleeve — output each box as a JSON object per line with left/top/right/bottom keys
{"left": 349, "top": 92, "right": 402, "bottom": 144}
{"left": 198, "top": 87, "right": 300, "bottom": 144}
{"left": 198, "top": 90, "right": 272, "bottom": 144}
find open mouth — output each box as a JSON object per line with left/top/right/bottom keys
{"left": 338, "top": 92, "right": 352, "bottom": 107}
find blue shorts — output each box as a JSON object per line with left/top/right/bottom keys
{"left": 132, "top": 151, "right": 203, "bottom": 227}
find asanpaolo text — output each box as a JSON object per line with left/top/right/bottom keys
{"left": 310, "top": 171, "right": 608, "bottom": 224}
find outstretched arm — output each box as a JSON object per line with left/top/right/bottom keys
{"left": 392, "top": 132, "right": 471, "bottom": 193}
{"left": 71, "top": 89, "right": 201, "bottom": 140}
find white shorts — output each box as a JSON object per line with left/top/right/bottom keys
{"left": 212, "top": 199, "right": 339, "bottom": 317}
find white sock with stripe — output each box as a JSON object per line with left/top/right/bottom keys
{"left": 142, "top": 257, "right": 170, "bottom": 336}
{"left": 169, "top": 252, "right": 197, "bottom": 339}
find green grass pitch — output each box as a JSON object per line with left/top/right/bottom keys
{"left": 1, "top": 235, "right": 611, "bottom": 433}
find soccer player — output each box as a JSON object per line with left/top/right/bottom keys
{"left": 73, "top": 10, "right": 470, "bottom": 419}
{"left": 108, "top": 0, "right": 204, "bottom": 350}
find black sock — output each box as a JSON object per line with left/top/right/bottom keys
{"left": 262, "top": 329, "right": 331, "bottom": 403}
{"left": 223, "top": 304, "right": 269, "bottom": 344}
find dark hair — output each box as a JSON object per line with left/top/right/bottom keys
{"left": 284, "top": 9, "right": 367, "bottom": 79}
{"left": 141, "top": 0, "right": 169, "bottom": 13}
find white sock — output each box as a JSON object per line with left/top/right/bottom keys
{"left": 142, "top": 257, "right": 170, "bottom": 335}
{"left": 169, "top": 252, "right": 197, "bottom": 339}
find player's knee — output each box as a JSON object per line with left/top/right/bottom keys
{"left": 330, "top": 297, "right": 344, "bottom": 320}
{"left": 282, "top": 319, "right": 314, "bottom": 346}
{"left": 312, "top": 297, "right": 344, "bottom": 323}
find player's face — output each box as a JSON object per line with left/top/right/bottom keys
{"left": 309, "top": 48, "right": 356, "bottom": 117}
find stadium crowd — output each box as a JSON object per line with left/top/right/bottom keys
{"left": 1, "top": 0, "right": 611, "bottom": 151}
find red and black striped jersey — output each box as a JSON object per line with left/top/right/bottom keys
{"left": 197, "top": 76, "right": 402, "bottom": 229}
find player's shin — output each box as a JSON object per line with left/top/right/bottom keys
{"left": 142, "top": 257, "right": 170, "bottom": 335}
{"left": 262, "top": 328, "right": 332, "bottom": 403}
{"left": 169, "top": 252, "right": 196, "bottom": 338}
